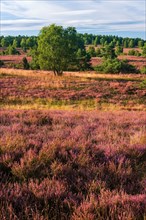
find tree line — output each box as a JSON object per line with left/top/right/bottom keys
{"left": 0, "top": 32, "right": 145, "bottom": 50}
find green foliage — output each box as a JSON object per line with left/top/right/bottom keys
{"left": 20, "top": 38, "right": 27, "bottom": 52}
{"left": 123, "top": 40, "right": 128, "bottom": 48}
{"left": 12, "top": 39, "right": 18, "bottom": 48}
{"left": 102, "top": 45, "right": 117, "bottom": 59}
{"left": 1, "top": 37, "right": 11, "bottom": 47}
{"left": 138, "top": 40, "right": 144, "bottom": 48}
{"left": 140, "top": 66, "right": 146, "bottom": 74}
{"left": 22, "top": 57, "right": 29, "bottom": 70}
{"left": 94, "top": 58, "right": 137, "bottom": 74}
{"left": 142, "top": 46, "right": 146, "bottom": 57}
{"left": 0, "top": 33, "right": 145, "bottom": 50}
{"left": 115, "top": 46, "right": 123, "bottom": 55}
{"left": 87, "top": 46, "right": 96, "bottom": 57}
{"left": 5, "top": 45, "right": 19, "bottom": 55}
{"left": 29, "top": 48, "right": 40, "bottom": 70}
{"left": 139, "top": 80, "right": 146, "bottom": 90}
{"left": 128, "top": 49, "right": 141, "bottom": 56}
{"left": 0, "top": 60, "right": 4, "bottom": 67}
{"left": 95, "top": 48, "right": 102, "bottom": 57}
{"left": 94, "top": 36, "right": 100, "bottom": 46}
{"left": 128, "top": 49, "right": 136, "bottom": 56}
{"left": 128, "top": 39, "right": 134, "bottom": 48}
{"left": 76, "top": 49, "right": 91, "bottom": 70}
{"left": 35, "top": 24, "right": 90, "bottom": 75}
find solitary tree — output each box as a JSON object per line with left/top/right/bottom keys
{"left": 36, "top": 24, "right": 90, "bottom": 75}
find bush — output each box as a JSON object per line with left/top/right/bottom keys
{"left": 5, "top": 45, "right": 20, "bottom": 55}
{"left": 115, "top": 46, "right": 123, "bottom": 55}
{"left": 94, "top": 58, "right": 137, "bottom": 74}
{"left": 22, "top": 57, "right": 29, "bottom": 70}
{"left": 128, "top": 49, "right": 141, "bottom": 56}
{"left": 0, "top": 60, "right": 4, "bottom": 67}
{"left": 142, "top": 46, "right": 146, "bottom": 57}
{"left": 95, "top": 48, "right": 103, "bottom": 57}
{"left": 140, "top": 66, "right": 146, "bottom": 74}
{"left": 87, "top": 46, "right": 96, "bottom": 57}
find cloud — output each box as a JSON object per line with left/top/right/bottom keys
{"left": 1, "top": 0, "right": 145, "bottom": 38}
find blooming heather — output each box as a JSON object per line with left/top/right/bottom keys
{"left": 0, "top": 110, "right": 146, "bottom": 219}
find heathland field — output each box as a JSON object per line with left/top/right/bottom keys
{"left": 1, "top": 68, "right": 146, "bottom": 110}
{"left": 0, "top": 68, "right": 146, "bottom": 219}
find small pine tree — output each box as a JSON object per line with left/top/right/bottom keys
{"left": 102, "top": 45, "right": 117, "bottom": 59}
{"left": 0, "top": 60, "right": 4, "bottom": 67}
{"left": 142, "top": 46, "right": 146, "bottom": 57}
{"left": 22, "top": 57, "right": 29, "bottom": 70}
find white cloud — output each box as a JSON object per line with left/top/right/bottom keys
{"left": 1, "top": 0, "right": 145, "bottom": 36}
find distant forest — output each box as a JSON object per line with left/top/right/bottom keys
{"left": 0, "top": 34, "right": 146, "bottom": 50}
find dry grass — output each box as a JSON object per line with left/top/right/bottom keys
{"left": 1, "top": 68, "right": 145, "bottom": 80}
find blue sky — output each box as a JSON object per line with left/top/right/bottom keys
{"left": 1, "top": 0, "right": 146, "bottom": 39}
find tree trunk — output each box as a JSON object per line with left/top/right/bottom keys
{"left": 53, "top": 69, "right": 63, "bottom": 76}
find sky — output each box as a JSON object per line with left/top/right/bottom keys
{"left": 1, "top": 0, "right": 146, "bottom": 39}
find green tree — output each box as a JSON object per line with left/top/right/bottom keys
{"left": 6, "top": 45, "right": 19, "bottom": 55}
{"left": 1, "top": 38, "right": 7, "bottom": 47}
{"left": 123, "top": 40, "right": 128, "bottom": 48}
{"left": 20, "top": 38, "right": 27, "bottom": 51}
{"left": 26, "top": 37, "right": 36, "bottom": 48}
{"left": 100, "top": 38, "right": 105, "bottom": 46}
{"left": 95, "top": 48, "right": 102, "bottom": 57}
{"left": 94, "top": 58, "right": 137, "bottom": 74}
{"left": 138, "top": 40, "right": 144, "bottom": 48}
{"left": 129, "top": 39, "right": 134, "bottom": 48}
{"left": 22, "top": 57, "right": 29, "bottom": 70}
{"left": 76, "top": 49, "right": 91, "bottom": 70}
{"left": 36, "top": 24, "right": 90, "bottom": 75}
{"left": 12, "top": 39, "right": 18, "bottom": 48}
{"left": 94, "top": 36, "right": 99, "bottom": 46}
{"left": 115, "top": 46, "right": 123, "bottom": 55}
{"left": 87, "top": 46, "right": 96, "bottom": 57}
{"left": 102, "top": 45, "right": 117, "bottom": 59}
{"left": 30, "top": 47, "right": 40, "bottom": 69}
{"left": 0, "top": 60, "right": 4, "bottom": 67}
{"left": 142, "top": 46, "right": 146, "bottom": 57}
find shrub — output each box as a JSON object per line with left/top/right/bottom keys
{"left": 139, "top": 80, "right": 146, "bottom": 89}
{"left": 115, "top": 46, "right": 123, "bottom": 55}
{"left": 87, "top": 46, "right": 96, "bottom": 57}
{"left": 5, "top": 45, "right": 20, "bottom": 55}
{"left": 140, "top": 66, "right": 146, "bottom": 74}
{"left": 128, "top": 49, "right": 141, "bottom": 56}
{"left": 22, "top": 57, "right": 29, "bottom": 70}
{"left": 142, "top": 46, "right": 146, "bottom": 57}
{"left": 0, "top": 60, "right": 4, "bottom": 67}
{"left": 95, "top": 48, "right": 103, "bottom": 57}
{"left": 94, "top": 58, "right": 137, "bottom": 74}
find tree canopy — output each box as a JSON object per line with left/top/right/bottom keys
{"left": 35, "top": 24, "right": 90, "bottom": 75}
